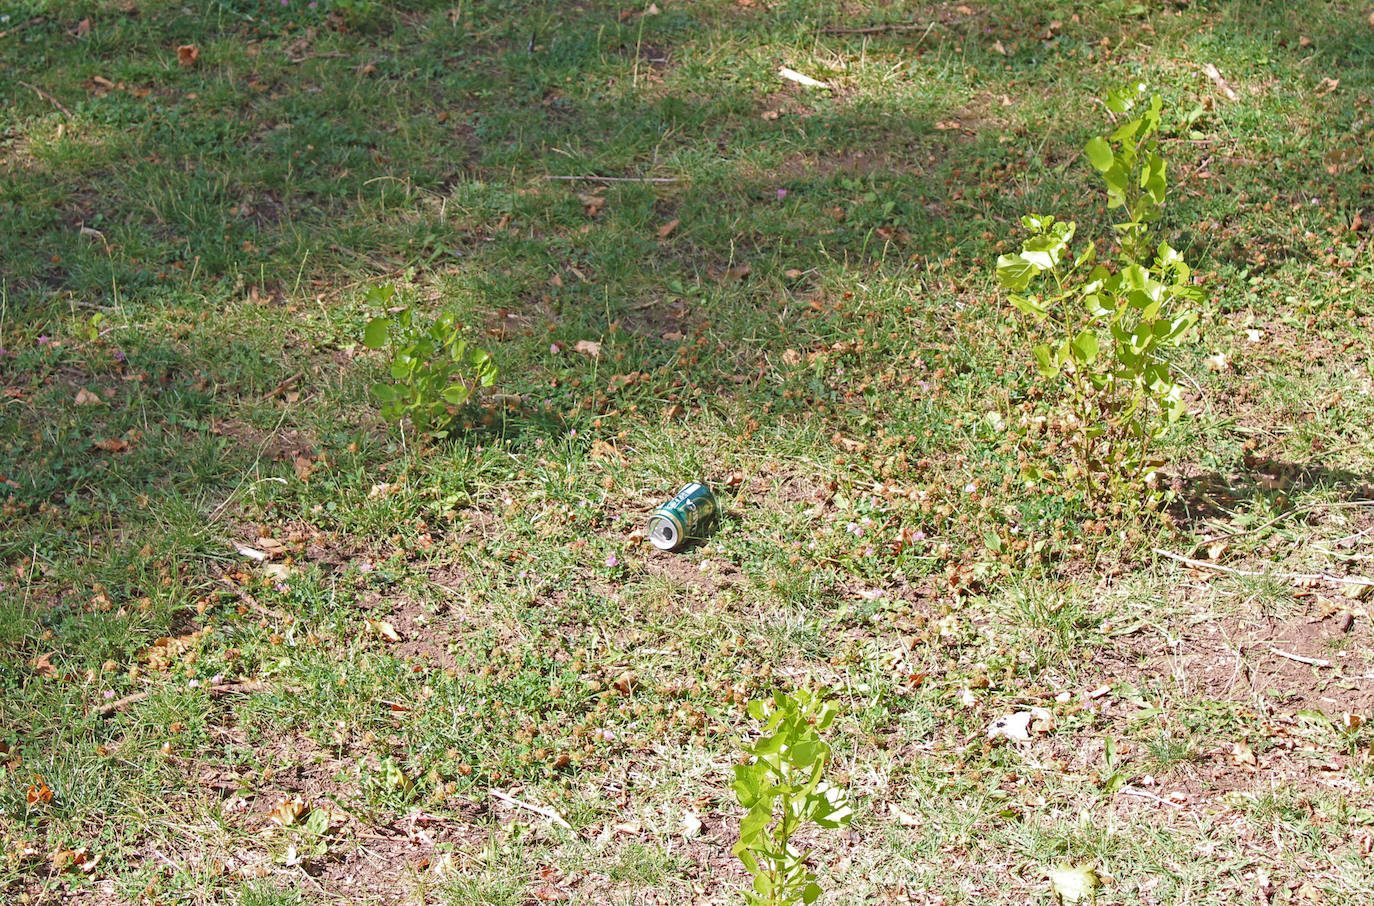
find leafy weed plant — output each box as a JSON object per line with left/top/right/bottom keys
{"left": 997, "top": 86, "right": 1204, "bottom": 504}
{"left": 733, "top": 690, "right": 853, "bottom": 906}
{"left": 362, "top": 285, "right": 498, "bottom": 440}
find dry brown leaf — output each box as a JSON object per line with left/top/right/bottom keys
{"left": 31, "top": 653, "right": 56, "bottom": 678}
{"left": 1231, "top": 740, "right": 1257, "bottom": 767}
{"left": 573, "top": 339, "right": 601, "bottom": 358}
{"left": 267, "top": 797, "right": 307, "bottom": 827}
{"left": 657, "top": 218, "right": 680, "bottom": 238}
{"left": 74, "top": 388, "right": 103, "bottom": 406}
{"left": 176, "top": 44, "right": 199, "bottom": 67}
{"left": 1316, "top": 77, "right": 1340, "bottom": 96}
{"left": 27, "top": 776, "right": 53, "bottom": 804}
{"left": 292, "top": 455, "right": 315, "bottom": 482}
{"left": 991, "top": 40, "right": 1007, "bottom": 55}
{"left": 530, "top": 885, "right": 570, "bottom": 903}
{"left": 92, "top": 438, "right": 129, "bottom": 453}
{"left": 831, "top": 433, "right": 867, "bottom": 453}
{"left": 889, "top": 804, "right": 921, "bottom": 827}
{"left": 1204, "top": 352, "right": 1231, "bottom": 372}
{"left": 74, "top": 19, "right": 91, "bottom": 38}
{"left": 366, "top": 618, "right": 403, "bottom": 643}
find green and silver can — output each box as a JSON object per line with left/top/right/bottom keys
{"left": 647, "top": 482, "right": 718, "bottom": 551}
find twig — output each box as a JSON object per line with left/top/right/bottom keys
{"left": 1118, "top": 786, "right": 1187, "bottom": 809}
{"left": 267, "top": 371, "right": 304, "bottom": 399}
{"left": 1269, "top": 648, "right": 1331, "bottom": 669}
{"left": 97, "top": 680, "right": 271, "bottom": 716}
{"left": 1212, "top": 500, "right": 1374, "bottom": 541}
{"left": 1154, "top": 548, "right": 1374, "bottom": 589}
{"left": 543, "top": 175, "right": 681, "bottom": 183}
{"left": 488, "top": 788, "right": 572, "bottom": 829}
{"left": 214, "top": 575, "right": 291, "bottom": 622}
{"left": 822, "top": 21, "right": 937, "bottom": 38}
{"left": 18, "top": 80, "right": 72, "bottom": 117}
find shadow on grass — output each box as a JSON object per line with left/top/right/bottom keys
{"left": 1172, "top": 457, "right": 1374, "bottom": 536}
{"left": 1, "top": 0, "right": 1372, "bottom": 570}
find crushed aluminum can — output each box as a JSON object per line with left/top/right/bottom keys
{"left": 646, "top": 482, "right": 718, "bottom": 551}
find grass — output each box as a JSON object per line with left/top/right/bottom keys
{"left": 3, "top": 0, "right": 1374, "bottom": 903}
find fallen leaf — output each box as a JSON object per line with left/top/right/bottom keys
{"left": 1231, "top": 740, "right": 1257, "bottom": 767}
{"left": 645, "top": 3, "right": 660, "bottom": 14}
{"left": 991, "top": 40, "right": 1007, "bottom": 55}
{"left": 365, "top": 619, "right": 403, "bottom": 643}
{"left": 262, "top": 562, "right": 293, "bottom": 582}
{"left": 267, "top": 797, "right": 307, "bottom": 827}
{"left": 530, "top": 885, "right": 569, "bottom": 903}
{"left": 235, "top": 545, "right": 267, "bottom": 562}
{"left": 1316, "top": 77, "right": 1340, "bottom": 96}
{"left": 657, "top": 218, "right": 679, "bottom": 238}
{"left": 987, "top": 707, "right": 1054, "bottom": 743}
{"left": 27, "top": 776, "right": 53, "bottom": 804}
{"left": 680, "top": 812, "right": 702, "bottom": 837}
{"left": 293, "top": 454, "right": 315, "bottom": 482}
{"left": 31, "top": 653, "right": 56, "bottom": 678}
{"left": 1049, "top": 865, "right": 1101, "bottom": 904}
{"left": 1204, "top": 351, "right": 1231, "bottom": 372}
{"left": 74, "top": 388, "right": 103, "bottom": 406}
{"left": 176, "top": 44, "right": 199, "bottom": 67}
{"left": 92, "top": 438, "right": 129, "bottom": 453}
{"left": 889, "top": 803, "right": 921, "bottom": 827}
{"left": 661, "top": 331, "right": 685, "bottom": 342}
{"left": 574, "top": 339, "right": 601, "bottom": 358}
{"left": 74, "top": 18, "right": 91, "bottom": 38}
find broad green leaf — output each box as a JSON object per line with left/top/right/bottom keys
{"left": 1074, "top": 240, "right": 1097, "bottom": 268}
{"left": 1071, "top": 330, "right": 1099, "bottom": 364}
{"left": 1110, "top": 117, "right": 1142, "bottom": 143}
{"left": 803, "top": 882, "right": 823, "bottom": 904}
{"left": 1084, "top": 137, "right": 1114, "bottom": 173}
{"left": 363, "top": 317, "right": 389, "bottom": 349}
{"left": 370, "top": 382, "right": 400, "bottom": 403}
{"left": 442, "top": 385, "right": 470, "bottom": 406}
{"left": 1009, "top": 294, "right": 1046, "bottom": 317}
{"left": 1021, "top": 234, "right": 1066, "bottom": 269}
{"left": 1032, "top": 344, "right": 1058, "bottom": 378}
{"left": 996, "top": 254, "right": 1040, "bottom": 291}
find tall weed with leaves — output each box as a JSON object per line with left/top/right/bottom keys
{"left": 361, "top": 285, "right": 497, "bottom": 439}
{"left": 733, "top": 690, "right": 853, "bottom": 906}
{"left": 996, "top": 86, "right": 1204, "bottom": 504}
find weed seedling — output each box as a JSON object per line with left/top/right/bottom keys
{"left": 733, "top": 690, "right": 853, "bottom": 906}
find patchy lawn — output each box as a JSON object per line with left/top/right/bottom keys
{"left": 3, "top": 1, "right": 1374, "bottom": 904}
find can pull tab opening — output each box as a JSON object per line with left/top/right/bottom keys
{"left": 650, "top": 521, "right": 677, "bottom": 549}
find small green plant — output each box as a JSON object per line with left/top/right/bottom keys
{"left": 361, "top": 285, "right": 497, "bottom": 439}
{"left": 996, "top": 85, "right": 1204, "bottom": 503}
{"left": 733, "top": 690, "right": 853, "bottom": 906}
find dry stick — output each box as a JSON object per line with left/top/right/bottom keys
{"left": 542, "top": 175, "right": 681, "bottom": 183}
{"left": 18, "top": 80, "right": 72, "bottom": 117}
{"left": 1214, "top": 499, "right": 1374, "bottom": 541}
{"left": 1269, "top": 648, "right": 1331, "bottom": 669}
{"left": 214, "top": 575, "right": 291, "bottom": 622}
{"left": 1119, "top": 786, "right": 1187, "bottom": 809}
{"left": 1154, "top": 548, "right": 1374, "bottom": 589}
{"left": 97, "top": 680, "right": 270, "bottom": 717}
{"left": 488, "top": 788, "right": 572, "bottom": 829}
{"left": 820, "top": 21, "right": 935, "bottom": 36}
